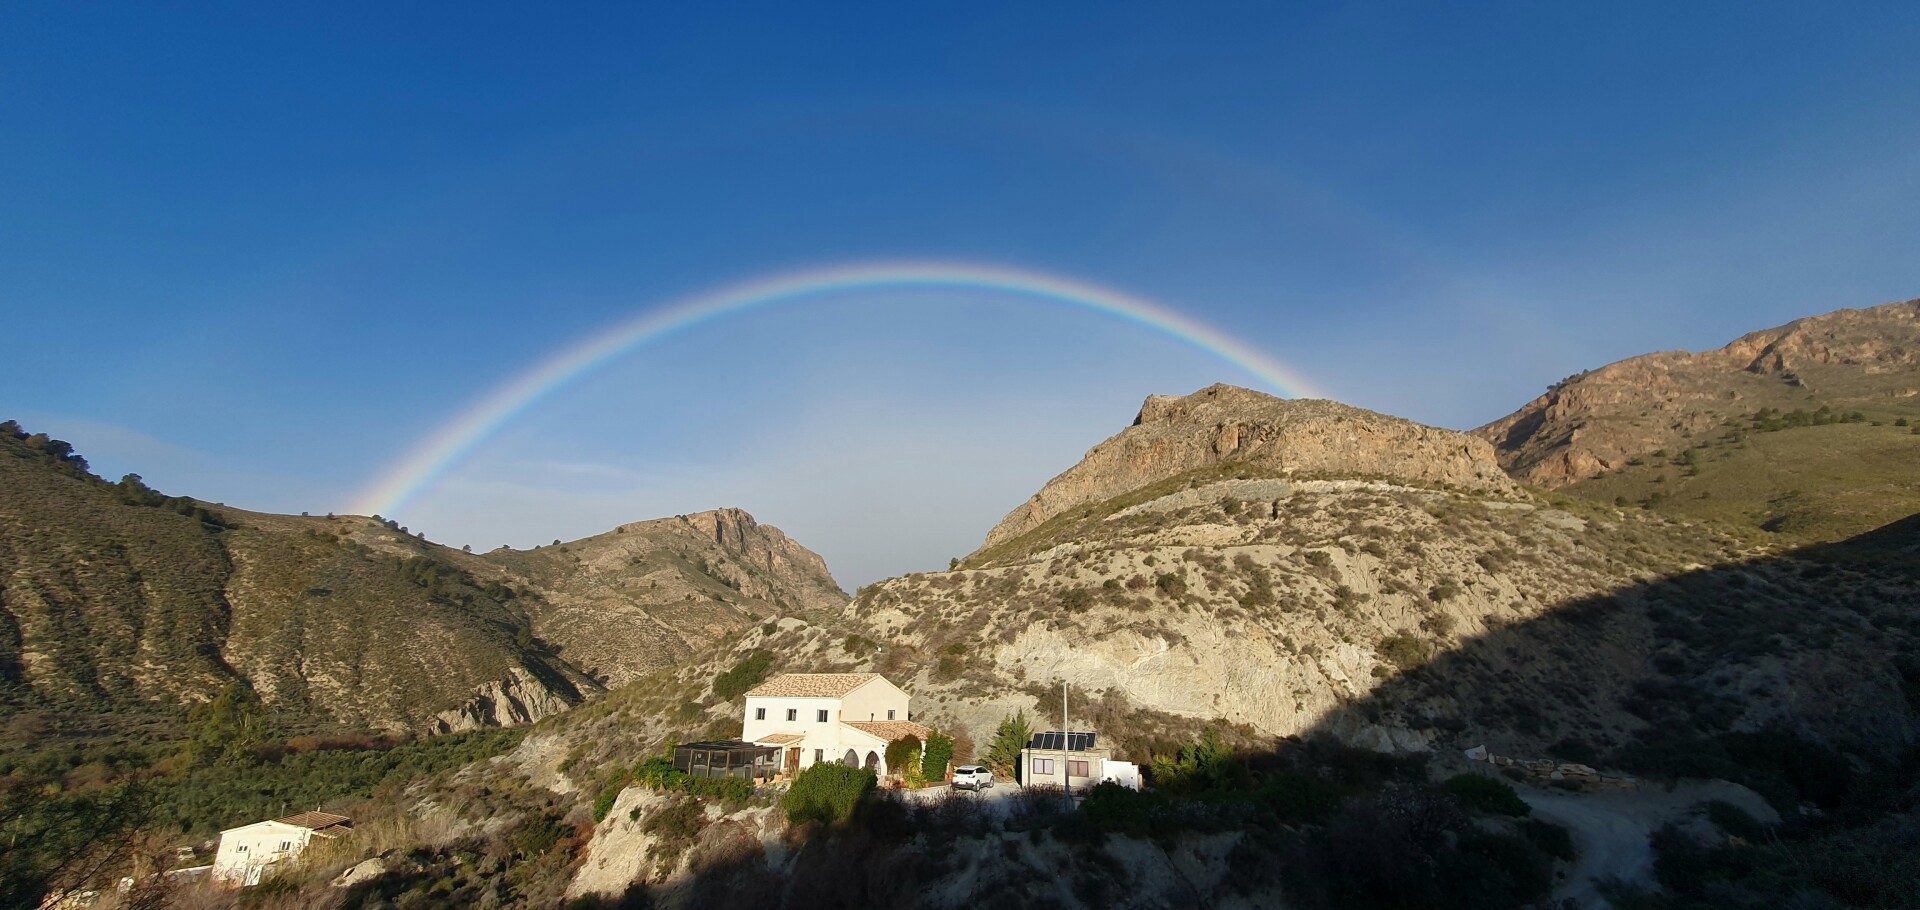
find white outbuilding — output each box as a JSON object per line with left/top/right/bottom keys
{"left": 211, "top": 811, "right": 352, "bottom": 886}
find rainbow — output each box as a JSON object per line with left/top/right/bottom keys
{"left": 351, "top": 260, "right": 1325, "bottom": 518}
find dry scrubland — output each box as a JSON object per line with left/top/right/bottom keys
{"left": 9, "top": 299, "right": 1920, "bottom": 909}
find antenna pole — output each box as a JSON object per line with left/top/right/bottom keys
{"left": 1061, "top": 677, "right": 1070, "bottom": 805}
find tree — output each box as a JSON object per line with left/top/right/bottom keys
{"left": 921, "top": 732, "right": 954, "bottom": 783}
{"left": 1, "top": 776, "right": 153, "bottom": 908}
{"left": 884, "top": 735, "right": 922, "bottom": 780}
{"left": 462, "top": 544, "right": 472, "bottom": 553}
{"left": 985, "top": 710, "right": 1033, "bottom": 779}
{"left": 184, "top": 683, "right": 272, "bottom": 767}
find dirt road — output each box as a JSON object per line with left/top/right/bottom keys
{"left": 1522, "top": 780, "right": 1777, "bottom": 909}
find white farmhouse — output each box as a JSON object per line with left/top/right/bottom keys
{"left": 210, "top": 811, "right": 352, "bottom": 886}
{"left": 742, "top": 673, "right": 931, "bottom": 778}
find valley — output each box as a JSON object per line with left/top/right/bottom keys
{"left": 5, "top": 298, "right": 1919, "bottom": 909}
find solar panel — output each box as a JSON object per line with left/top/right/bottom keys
{"left": 1028, "top": 731, "right": 1096, "bottom": 751}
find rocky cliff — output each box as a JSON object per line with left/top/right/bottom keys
{"left": 981, "top": 384, "right": 1518, "bottom": 552}
{"left": 1478, "top": 298, "right": 1920, "bottom": 489}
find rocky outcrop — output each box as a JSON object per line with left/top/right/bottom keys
{"left": 981, "top": 384, "right": 1517, "bottom": 550}
{"left": 1478, "top": 298, "right": 1920, "bottom": 487}
{"left": 430, "top": 667, "right": 580, "bottom": 734}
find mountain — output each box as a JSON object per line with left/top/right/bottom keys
{"left": 0, "top": 421, "right": 844, "bottom": 736}
{"left": 812, "top": 385, "right": 1913, "bottom": 764}
{"left": 981, "top": 384, "right": 1517, "bottom": 552}
{"left": 501, "top": 382, "right": 1918, "bottom": 908}
{"left": 1477, "top": 298, "right": 1920, "bottom": 540}
{"left": 482, "top": 508, "right": 845, "bottom": 687}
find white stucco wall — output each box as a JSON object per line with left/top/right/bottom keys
{"left": 740, "top": 678, "right": 913, "bottom": 773}
{"left": 839, "top": 678, "right": 909, "bottom": 724}
{"left": 211, "top": 821, "right": 313, "bottom": 885}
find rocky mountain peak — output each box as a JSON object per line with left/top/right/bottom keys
{"left": 1477, "top": 298, "right": 1920, "bottom": 488}
{"left": 980, "top": 385, "right": 1517, "bottom": 550}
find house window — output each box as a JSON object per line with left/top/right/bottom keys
{"left": 887, "top": 709, "right": 895, "bottom": 720}
{"left": 814, "top": 749, "right": 823, "bottom": 764}
{"left": 816, "top": 709, "right": 829, "bottom": 723}
{"left": 279, "top": 841, "right": 292, "bottom": 852}
{"left": 755, "top": 707, "right": 766, "bottom": 720}
{"left": 236, "top": 845, "right": 249, "bottom": 853}
{"left": 1068, "top": 760, "right": 1090, "bottom": 778}
{"left": 1034, "top": 758, "right": 1054, "bottom": 775}
{"left": 786, "top": 708, "right": 797, "bottom": 721}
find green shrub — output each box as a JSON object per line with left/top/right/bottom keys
{"left": 628, "top": 757, "right": 754, "bottom": 804}
{"left": 592, "top": 775, "right": 629, "bottom": 822}
{"left": 921, "top": 732, "right": 953, "bottom": 783}
{"left": 1376, "top": 634, "right": 1430, "bottom": 671}
{"left": 782, "top": 763, "right": 875, "bottom": 826}
{"left": 713, "top": 649, "right": 775, "bottom": 700}
{"left": 1080, "top": 782, "right": 1163, "bottom": 837}
{"left": 1441, "top": 773, "right": 1530, "bottom": 817}
{"left": 884, "top": 736, "right": 921, "bottom": 777}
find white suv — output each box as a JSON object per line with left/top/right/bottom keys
{"left": 952, "top": 765, "right": 994, "bottom": 791}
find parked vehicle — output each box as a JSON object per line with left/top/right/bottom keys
{"left": 952, "top": 765, "right": 994, "bottom": 790}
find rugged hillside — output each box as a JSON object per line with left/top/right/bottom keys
{"left": 981, "top": 384, "right": 1519, "bottom": 551}
{"left": 481, "top": 508, "right": 845, "bottom": 687}
{"left": 528, "top": 388, "right": 1916, "bottom": 775}
{"left": 0, "top": 423, "right": 595, "bottom": 733}
{"left": 1477, "top": 298, "right": 1920, "bottom": 539}
{"left": 0, "top": 422, "right": 845, "bottom": 735}
{"left": 835, "top": 389, "right": 1910, "bottom": 767}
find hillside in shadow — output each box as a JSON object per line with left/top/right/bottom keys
{"left": 1324, "top": 511, "right": 1920, "bottom": 780}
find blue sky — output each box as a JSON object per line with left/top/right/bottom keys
{"left": 6, "top": 3, "right": 1919, "bottom": 585}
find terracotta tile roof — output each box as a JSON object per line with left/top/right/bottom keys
{"left": 744, "top": 673, "right": 882, "bottom": 699}
{"left": 755, "top": 732, "right": 806, "bottom": 745}
{"left": 274, "top": 811, "right": 351, "bottom": 830}
{"left": 842, "top": 720, "right": 933, "bottom": 742}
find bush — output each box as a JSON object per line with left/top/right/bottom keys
{"left": 629, "top": 757, "right": 755, "bottom": 804}
{"left": 1376, "top": 634, "right": 1431, "bottom": 672}
{"left": 1079, "top": 781, "right": 1163, "bottom": 836}
{"left": 921, "top": 733, "right": 953, "bottom": 783}
{"left": 1519, "top": 818, "right": 1575, "bottom": 861}
{"left": 783, "top": 763, "right": 875, "bottom": 826}
{"left": 884, "top": 736, "right": 922, "bottom": 778}
{"left": 1441, "top": 774, "right": 1530, "bottom": 817}
{"left": 1703, "top": 800, "right": 1767, "bottom": 841}
{"left": 713, "top": 649, "right": 775, "bottom": 700}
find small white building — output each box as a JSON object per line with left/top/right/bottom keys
{"left": 211, "top": 811, "right": 352, "bottom": 886}
{"left": 1019, "top": 731, "right": 1139, "bottom": 792}
{"left": 741, "top": 673, "right": 931, "bottom": 777}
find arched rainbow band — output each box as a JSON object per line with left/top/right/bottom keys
{"left": 351, "top": 260, "right": 1323, "bottom": 517}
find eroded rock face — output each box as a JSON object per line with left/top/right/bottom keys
{"left": 1478, "top": 298, "right": 1920, "bottom": 488}
{"left": 430, "top": 666, "right": 580, "bottom": 734}
{"left": 981, "top": 385, "right": 1517, "bottom": 550}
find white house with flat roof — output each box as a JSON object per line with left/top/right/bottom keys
{"left": 742, "top": 673, "right": 930, "bottom": 777}
{"left": 211, "top": 811, "right": 352, "bottom": 886}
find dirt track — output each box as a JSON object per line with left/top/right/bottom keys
{"left": 1522, "top": 779, "right": 1778, "bottom": 909}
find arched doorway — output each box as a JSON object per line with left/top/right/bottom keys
{"left": 842, "top": 749, "right": 859, "bottom": 768}
{"left": 864, "top": 751, "right": 879, "bottom": 772}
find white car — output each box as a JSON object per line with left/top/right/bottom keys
{"left": 951, "top": 765, "right": 994, "bottom": 791}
